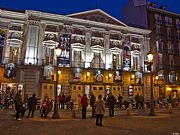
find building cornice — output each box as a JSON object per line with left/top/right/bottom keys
{"left": 148, "top": 6, "right": 180, "bottom": 17}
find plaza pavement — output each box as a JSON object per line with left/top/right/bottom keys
{"left": 0, "top": 106, "right": 180, "bottom": 135}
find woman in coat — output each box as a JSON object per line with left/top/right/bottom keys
{"left": 95, "top": 95, "right": 105, "bottom": 126}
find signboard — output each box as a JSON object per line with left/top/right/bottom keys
{"left": 59, "top": 34, "right": 71, "bottom": 67}
{"left": 73, "top": 68, "right": 82, "bottom": 81}
{"left": 44, "top": 65, "right": 54, "bottom": 80}
{"left": 4, "top": 63, "right": 16, "bottom": 78}
{"left": 114, "top": 70, "right": 122, "bottom": 82}
{"left": 128, "top": 86, "right": 134, "bottom": 98}
{"left": 94, "top": 69, "right": 104, "bottom": 83}
{"left": 123, "top": 44, "right": 131, "bottom": 71}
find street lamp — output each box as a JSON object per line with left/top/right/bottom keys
{"left": 53, "top": 45, "right": 63, "bottom": 119}
{"left": 147, "top": 51, "right": 155, "bottom": 116}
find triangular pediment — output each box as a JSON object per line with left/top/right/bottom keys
{"left": 67, "top": 9, "right": 127, "bottom": 27}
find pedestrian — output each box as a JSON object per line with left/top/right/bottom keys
{"left": 118, "top": 94, "right": 123, "bottom": 109}
{"left": 77, "top": 95, "right": 81, "bottom": 110}
{"left": 108, "top": 92, "right": 116, "bottom": 117}
{"left": 27, "top": 94, "right": 37, "bottom": 118}
{"left": 14, "top": 90, "right": 23, "bottom": 120}
{"left": 139, "top": 94, "right": 144, "bottom": 109}
{"left": 81, "top": 93, "right": 88, "bottom": 119}
{"left": 95, "top": 95, "right": 105, "bottom": 126}
{"left": 61, "top": 94, "right": 65, "bottom": 109}
{"left": 41, "top": 97, "right": 49, "bottom": 117}
{"left": 90, "top": 93, "right": 96, "bottom": 118}
{"left": 135, "top": 94, "right": 139, "bottom": 109}
{"left": 58, "top": 94, "right": 62, "bottom": 109}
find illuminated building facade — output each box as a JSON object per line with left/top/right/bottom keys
{"left": 123, "top": 0, "right": 180, "bottom": 99}
{"left": 0, "top": 8, "right": 151, "bottom": 101}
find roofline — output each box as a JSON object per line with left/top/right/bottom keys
{"left": 67, "top": 9, "right": 128, "bottom": 27}
{"left": 148, "top": 6, "right": 180, "bottom": 17}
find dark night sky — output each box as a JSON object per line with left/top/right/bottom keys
{"left": 0, "top": 0, "right": 179, "bottom": 20}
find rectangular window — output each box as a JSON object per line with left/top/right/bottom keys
{"left": 45, "top": 48, "right": 54, "bottom": 65}
{"left": 155, "top": 14, "right": 162, "bottom": 24}
{"left": 44, "top": 85, "right": 47, "bottom": 89}
{"left": 112, "top": 54, "right": 120, "bottom": 69}
{"left": 93, "top": 52, "right": 102, "bottom": 68}
{"left": 176, "top": 19, "right": 180, "bottom": 29}
{"left": 93, "top": 87, "right": 97, "bottom": 90}
{"left": 9, "top": 47, "right": 19, "bottom": 63}
{"left": 165, "top": 16, "right": 172, "bottom": 26}
{"left": 74, "top": 50, "right": 82, "bottom": 67}
{"left": 167, "top": 27, "right": 172, "bottom": 40}
{"left": 99, "top": 87, "right": 103, "bottom": 90}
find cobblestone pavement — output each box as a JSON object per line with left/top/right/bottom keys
{"left": 0, "top": 107, "right": 180, "bottom": 135}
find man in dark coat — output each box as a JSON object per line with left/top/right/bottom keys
{"left": 135, "top": 94, "right": 139, "bottom": 109}
{"left": 27, "top": 94, "right": 37, "bottom": 118}
{"left": 90, "top": 93, "right": 96, "bottom": 118}
{"left": 14, "top": 91, "right": 23, "bottom": 120}
{"left": 108, "top": 92, "right": 116, "bottom": 117}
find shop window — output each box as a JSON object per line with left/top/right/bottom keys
{"left": 99, "top": 87, "right": 103, "bottom": 90}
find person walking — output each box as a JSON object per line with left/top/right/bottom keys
{"left": 14, "top": 90, "right": 23, "bottom": 120}
{"left": 81, "top": 94, "right": 88, "bottom": 119}
{"left": 95, "top": 95, "right": 105, "bottom": 126}
{"left": 108, "top": 92, "right": 116, "bottom": 117}
{"left": 27, "top": 94, "right": 37, "bottom": 118}
{"left": 90, "top": 93, "right": 96, "bottom": 118}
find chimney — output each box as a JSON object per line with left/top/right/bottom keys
{"left": 159, "top": 5, "right": 167, "bottom": 10}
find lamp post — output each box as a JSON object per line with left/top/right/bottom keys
{"left": 52, "top": 45, "right": 63, "bottom": 119}
{"left": 147, "top": 51, "right": 155, "bottom": 116}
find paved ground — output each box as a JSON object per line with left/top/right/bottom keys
{"left": 0, "top": 107, "right": 180, "bottom": 135}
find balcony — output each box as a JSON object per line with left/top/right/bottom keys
{"left": 167, "top": 49, "right": 174, "bottom": 55}
{"left": 71, "top": 61, "right": 85, "bottom": 68}
{"left": 90, "top": 62, "right": 105, "bottom": 69}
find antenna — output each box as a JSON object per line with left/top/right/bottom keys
{"left": 96, "top": 0, "right": 99, "bottom": 9}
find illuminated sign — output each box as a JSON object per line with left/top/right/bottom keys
{"left": 4, "top": 63, "right": 16, "bottom": 78}
{"left": 123, "top": 44, "right": 131, "bottom": 71}
{"left": 58, "top": 34, "right": 71, "bottom": 67}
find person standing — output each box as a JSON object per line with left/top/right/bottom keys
{"left": 95, "top": 95, "right": 105, "bottom": 126}
{"left": 27, "top": 94, "right": 37, "bottom": 118}
{"left": 118, "top": 94, "right": 123, "bottom": 109}
{"left": 90, "top": 93, "right": 96, "bottom": 118}
{"left": 139, "top": 94, "right": 144, "bottom": 109}
{"left": 61, "top": 94, "right": 65, "bottom": 109}
{"left": 108, "top": 92, "right": 116, "bottom": 117}
{"left": 81, "top": 94, "right": 88, "bottom": 119}
{"left": 14, "top": 90, "right": 23, "bottom": 120}
{"left": 77, "top": 95, "right": 81, "bottom": 110}
{"left": 135, "top": 94, "right": 140, "bottom": 109}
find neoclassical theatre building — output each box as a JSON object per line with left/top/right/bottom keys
{"left": 0, "top": 8, "right": 151, "bottom": 101}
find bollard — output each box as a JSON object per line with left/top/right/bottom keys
{"left": 144, "top": 104, "right": 147, "bottom": 109}
{"left": 168, "top": 103, "right": 173, "bottom": 113}
{"left": 156, "top": 104, "right": 159, "bottom": 109}
{"left": 127, "top": 104, "right": 132, "bottom": 116}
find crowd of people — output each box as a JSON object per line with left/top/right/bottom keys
{"left": 0, "top": 88, "right": 179, "bottom": 127}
